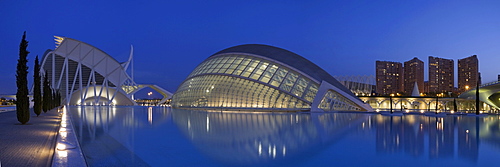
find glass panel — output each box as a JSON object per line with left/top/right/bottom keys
{"left": 303, "top": 84, "right": 318, "bottom": 102}
{"left": 291, "top": 77, "right": 308, "bottom": 97}
{"left": 319, "top": 90, "right": 362, "bottom": 111}
{"left": 269, "top": 68, "right": 288, "bottom": 87}
{"left": 241, "top": 60, "right": 259, "bottom": 77}
{"left": 233, "top": 57, "right": 243, "bottom": 65}
{"left": 250, "top": 62, "right": 268, "bottom": 80}
{"left": 280, "top": 72, "right": 297, "bottom": 92}
{"left": 259, "top": 64, "right": 277, "bottom": 84}
{"left": 172, "top": 74, "right": 311, "bottom": 109}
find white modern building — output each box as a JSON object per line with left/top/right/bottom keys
{"left": 41, "top": 36, "right": 172, "bottom": 106}
{"left": 172, "top": 44, "right": 372, "bottom": 112}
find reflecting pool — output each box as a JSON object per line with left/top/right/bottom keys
{"left": 69, "top": 106, "right": 500, "bottom": 166}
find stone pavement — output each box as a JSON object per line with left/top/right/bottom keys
{"left": 0, "top": 108, "right": 60, "bottom": 167}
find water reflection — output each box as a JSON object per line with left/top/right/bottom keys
{"left": 70, "top": 106, "right": 172, "bottom": 166}
{"left": 68, "top": 106, "right": 500, "bottom": 166}
{"left": 369, "top": 114, "right": 500, "bottom": 164}
{"left": 172, "top": 109, "right": 367, "bottom": 166}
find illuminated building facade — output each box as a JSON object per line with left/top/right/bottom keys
{"left": 171, "top": 44, "right": 372, "bottom": 112}
{"left": 41, "top": 37, "right": 172, "bottom": 106}
{"left": 404, "top": 57, "right": 424, "bottom": 95}
{"left": 428, "top": 56, "right": 454, "bottom": 93}
{"left": 376, "top": 61, "right": 403, "bottom": 96}
{"left": 334, "top": 75, "right": 375, "bottom": 96}
{"left": 458, "top": 55, "right": 479, "bottom": 94}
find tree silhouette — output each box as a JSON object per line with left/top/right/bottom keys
{"left": 16, "top": 31, "right": 30, "bottom": 124}
{"left": 33, "top": 55, "right": 42, "bottom": 116}
{"left": 43, "top": 73, "right": 50, "bottom": 113}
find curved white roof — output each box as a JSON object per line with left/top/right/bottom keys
{"left": 53, "top": 38, "right": 130, "bottom": 87}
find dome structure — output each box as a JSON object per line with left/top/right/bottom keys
{"left": 172, "top": 44, "right": 372, "bottom": 112}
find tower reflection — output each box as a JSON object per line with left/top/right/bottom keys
{"left": 370, "top": 114, "right": 500, "bottom": 163}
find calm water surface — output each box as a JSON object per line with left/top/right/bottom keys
{"left": 69, "top": 106, "right": 500, "bottom": 167}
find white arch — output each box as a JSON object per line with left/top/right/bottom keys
{"left": 40, "top": 36, "right": 171, "bottom": 106}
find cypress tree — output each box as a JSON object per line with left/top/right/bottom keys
{"left": 51, "top": 90, "right": 56, "bottom": 109}
{"left": 43, "top": 74, "right": 50, "bottom": 113}
{"left": 16, "top": 31, "right": 30, "bottom": 124}
{"left": 33, "top": 55, "right": 42, "bottom": 116}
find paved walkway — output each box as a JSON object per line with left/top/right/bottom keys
{"left": 0, "top": 109, "right": 60, "bottom": 167}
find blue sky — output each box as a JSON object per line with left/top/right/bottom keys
{"left": 1, "top": 1, "right": 500, "bottom": 97}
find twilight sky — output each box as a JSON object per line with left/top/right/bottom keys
{"left": 1, "top": 1, "right": 500, "bottom": 98}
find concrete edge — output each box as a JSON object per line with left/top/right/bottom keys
{"left": 51, "top": 106, "right": 87, "bottom": 167}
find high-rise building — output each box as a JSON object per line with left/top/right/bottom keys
{"left": 404, "top": 57, "right": 424, "bottom": 95}
{"left": 376, "top": 61, "right": 403, "bottom": 95}
{"left": 458, "top": 55, "right": 479, "bottom": 93}
{"left": 428, "top": 56, "right": 454, "bottom": 93}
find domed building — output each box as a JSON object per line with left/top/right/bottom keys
{"left": 171, "top": 44, "right": 372, "bottom": 112}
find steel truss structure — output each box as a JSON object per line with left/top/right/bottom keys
{"left": 41, "top": 36, "right": 172, "bottom": 106}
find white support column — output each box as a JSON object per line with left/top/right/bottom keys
{"left": 65, "top": 57, "right": 69, "bottom": 105}
{"left": 51, "top": 53, "right": 55, "bottom": 87}
{"left": 68, "top": 63, "right": 81, "bottom": 105}
{"left": 83, "top": 71, "right": 94, "bottom": 105}
{"left": 56, "top": 58, "right": 67, "bottom": 89}
{"left": 92, "top": 71, "right": 97, "bottom": 105}
{"left": 79, "top": 63, "right": 83, "bottom": 105}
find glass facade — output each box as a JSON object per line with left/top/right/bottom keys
{"left": 174, "top": 54, "right": 319, "bottom": 110}
{"left": 172, "top": 44, "right": 370, "bottom": 112}
{"left": 318, "top": 90, "right": 363, "bottom": 111}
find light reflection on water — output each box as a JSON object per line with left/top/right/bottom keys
{"left": 69, "top": 106, "right": 500, "bottom": 167}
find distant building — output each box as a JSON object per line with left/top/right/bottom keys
{"left": 428, "top": 56, "right": 454, "bottom": 93}
{"left": 334, "top": 75, "right": 376, "bottom": 96}
{"left": 376, "top": 61, "right": 403, "bottom": 96}
{"left": 404, "top": 57, "right": 424, "bottom": 95}
{"left": 458, "top": 55, "right": 479, "bottom": 94}
{"left": 423, "top": 81, "right": 429, "bottom": 94}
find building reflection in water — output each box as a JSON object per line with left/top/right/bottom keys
{"left": 370, "top": 114, "right": 500, "bottom": 163}
{"left": 172, "top": 109, "right": 367, "bottom": 166}
{"left": 68, "top": 106, "right": 500, "bottom": 166}
{"left": 70, "top": 106, "right": 172, "bottom": 166}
